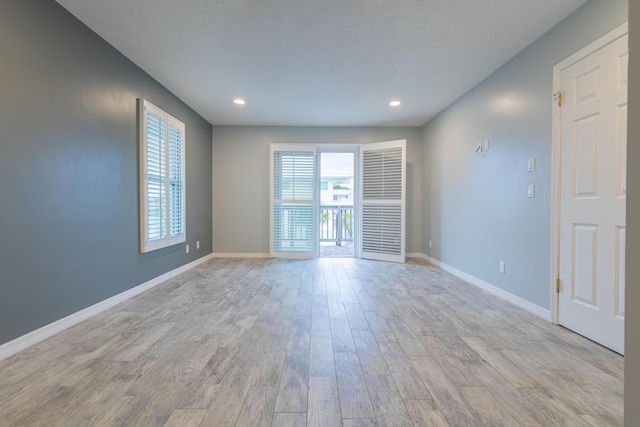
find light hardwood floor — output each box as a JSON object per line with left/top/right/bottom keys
{"left": 0, "top": 258, "right": 623, "bottom": 426}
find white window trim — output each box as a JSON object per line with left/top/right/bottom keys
{"left": 139, "top": 99, "right": 186, "bottom": 253}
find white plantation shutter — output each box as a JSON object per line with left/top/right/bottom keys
{"left": 140, "top": 100, "right": 186, "bottom": 253}
{"left": 169, "top": 124, "right": 185, "bottom": 237}
{"left": 360, "top": 140, "right": 406, "bottom": 262}
{"left": 270, "top": 144, "right": 316, "bottom": 258}
{"left": 145, "top": 111, "right": 166, "bottom": 241}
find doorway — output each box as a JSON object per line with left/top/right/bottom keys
{"left": 317, "top": 149, "right": 357, "bottom": 258}
{"left": 270, "top": 140, "right": 405, "bottom": 261}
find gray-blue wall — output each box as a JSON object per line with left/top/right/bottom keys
{"left": 0, "top": 0, "right": 213, "bottom": 345}
{"left": 422, "top": 0, "right": 628, "bottom": 310}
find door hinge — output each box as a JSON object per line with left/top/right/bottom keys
{"left": 553, "top": 91, "right": 563, "bottom": 107}
{"left": 556, "top": 278, "right": 561, "bottom": 293}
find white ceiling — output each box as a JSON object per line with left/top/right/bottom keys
{"left": 55, "top": 0, "right": 588, "bottom": 127}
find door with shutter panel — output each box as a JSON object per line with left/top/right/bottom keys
{"left": 360, "top": 140, "right": 406, "bottom": 263}
{"left": 270, "top": 144, "right": 316, "bottom": 258}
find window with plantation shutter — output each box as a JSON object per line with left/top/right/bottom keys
{"left": 139, "top": 99, "right": 186, "bottom": 253}
{"left": 270, "top": 144, "right": 316, "bottom": 258}
{"left": 360, "top": 140, "right": 406, "bottom": 263}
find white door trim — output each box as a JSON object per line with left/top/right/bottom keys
{"left": 550, "top": 22, "right": 629, "bottom": 323}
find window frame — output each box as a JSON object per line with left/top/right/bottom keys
{"left": 139, "top": 99, "right": 186, "bottom": 253}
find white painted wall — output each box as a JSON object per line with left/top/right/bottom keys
{"left": 212, "top": 126, "right": 422, "bottom": 255}
{"left": 422, "top": 0, "right": 628, "bottom": 310}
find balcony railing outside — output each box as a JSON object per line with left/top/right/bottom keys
{"left": 320, "top": 205, "right": 354, "bottom": 247}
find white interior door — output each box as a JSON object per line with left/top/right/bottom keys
{"left": 270, "top": 144, "right": 316, "bottom": 258}
{"left": 557, "top": 34, "right": 627, "bottom": 354}
{"left": 360, "top": 140, "right": 406, "bottom": 263}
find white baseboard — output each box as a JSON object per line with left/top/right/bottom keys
{"left": 0, "top": 253, "right": 215, "bottom": 361}
{"left": 406, "top": 252, "right": 424, "bottom": 259}
{"left": 212, "top": 252, "right": 270, "bottom": 259}
{"left": 421, "top": 254, "right": 551, "bottom": 321}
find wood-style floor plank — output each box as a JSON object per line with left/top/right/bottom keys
{"left": 459, "top": 386, "right": 520, "bottom": 427}
{"left": 410, "top": 356, "right": 481, "bottom": 426}
{"left": 364, "top": 374, "right": 414, "bottom": 427}
{"left": 310, "top": 329, "right": 335, "bottom": 378}
{"left": 378, "top": 342, "right": 432, "bottom": 400}
{"left": 163, "top": 408, "right": 207, "bottom": 427}
{"left": 274, "top": 348, "right": 310, "bottom": 413}
{"left": 351, "top": 329, "right": 388, "bottom": 375}
{"left": 307, "top": 376, "right": 342, "bottom": 427}
{"left": 342, "top": 419, "right": 380, "bottom": 427}
{"left": 200, "top": 358, "right": 257, "bottom": 427}
{"left": 404, "top": 399, "right": 450, "bottom": 427}
{"left": 335, "top": 351, "right": 376, "bottom": 419}
{"left": 464, "top": 359, "right": 566, "bottom": 426}
{"left": 235, "top": 386, "right": 278, "bottom": 427}
{"left": 271, "top": 412, "right": 307, "bottom": 427}
{"left": 0, "top": 257, "right": 624, "bottom": 426}
{"left": 462, "top": 336, "right": 540, "bottom": 389}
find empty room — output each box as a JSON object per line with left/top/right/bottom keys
{"left": 1, "top": 0, "right": 639, "bottom": 426}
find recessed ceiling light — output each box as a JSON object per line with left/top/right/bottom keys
{"left": 233, "top": 98, "right": 246, "bottom": 105}
{"left": 389, "top": 100, "right": 401, "bottom": 107}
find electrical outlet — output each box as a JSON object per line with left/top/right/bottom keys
{"left": 186, "top": 244, "right": 190, "bottom": 254}
{"left": 499, "top": 261, "right": 505, "bottom": 274}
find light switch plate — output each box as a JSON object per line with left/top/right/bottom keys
{"left": 528, "top": 157, "right": 536, "bottom": 171}
{"left": 482, "top": 139, "right": 490, "bottom": 151}
{"left": 528, "top": 184, "right": 535, "bottom": 198}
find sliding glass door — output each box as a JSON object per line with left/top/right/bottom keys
{"left": 270, "top": 140, "right": 406, "bottom": 262}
